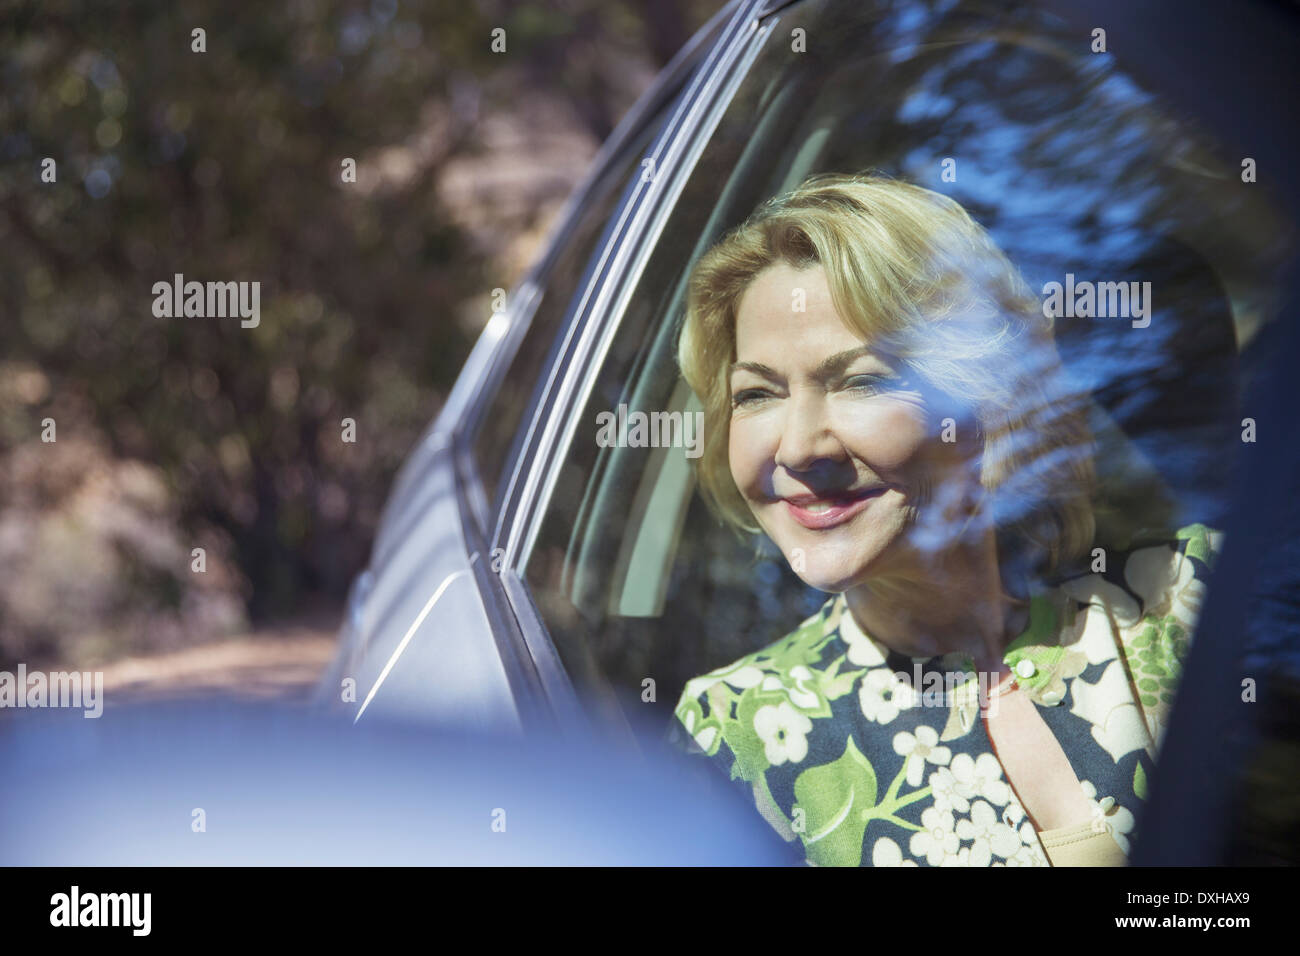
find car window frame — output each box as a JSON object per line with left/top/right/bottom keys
{"left": 507, "top": 6, "right": 777, "bottom": 734}
{"left": 452, "top": 0, "right": 745, "bottom": 537}
{"left": 442, "top": 0, "right": 772, "bottom": 732}
{"left": 502, "top": 5, "right": 775, "bottom": 575}
{"left": 496, "top": 2, "right": 799, "bottom": 737}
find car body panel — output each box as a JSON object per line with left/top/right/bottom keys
{"left": 315, "top": 439, "right": 521, "bottom": 732}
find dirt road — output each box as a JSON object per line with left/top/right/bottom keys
{"left": 97, "top": 621, "right": 338, "bottom": 705}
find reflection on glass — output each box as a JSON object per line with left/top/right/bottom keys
{"left": 522, "top": 0, "right": 1293, "bottom": 866}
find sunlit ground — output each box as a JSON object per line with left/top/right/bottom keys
{"left": 93, "top": 608, "right": 339, "bottom": 704}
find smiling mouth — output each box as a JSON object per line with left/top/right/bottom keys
{"left": 783, "top": 487, "right": 887, "bottom": 529}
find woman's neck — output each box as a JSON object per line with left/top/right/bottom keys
{"left": 843, "top": 526, "right": 1027, "bottom": 671}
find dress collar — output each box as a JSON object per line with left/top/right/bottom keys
{"left": 833, "top": 587, "right": 1069, "bottom": 676}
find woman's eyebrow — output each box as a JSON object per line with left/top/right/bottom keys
{"left": 812, "top": 346, "right": 883, "bottom": 379}
{"left": 729, "top": 348, "right": 891, "bottom": 381}
{"left": 729, "top": 360, "right": 779, "bottom": 379}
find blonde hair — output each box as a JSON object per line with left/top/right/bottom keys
{"left": 677, "top": 172, "right": 1095, "bottom": 579}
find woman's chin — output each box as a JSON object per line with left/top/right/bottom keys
{"left": 769, "top": 531, "right": 877, "bottom": 588}
{"left": 786, "top": 561, "right": 866, "bottom": 595}
{"left": 767, "top": 514, "right": 902, "bottom": 584}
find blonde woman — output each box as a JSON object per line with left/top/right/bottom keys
{"left": 671, "top": 173, "right": 1220, "bottom": 867}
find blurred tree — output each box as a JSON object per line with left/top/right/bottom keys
{"left": 0, "top": 0, "right": 721, "bottom": 664}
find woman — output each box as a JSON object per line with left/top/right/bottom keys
{"left": 671, "top": 173, "right": 1220, "bottom": 866}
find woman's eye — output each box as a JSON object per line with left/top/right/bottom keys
{"left": 842, "top": 374, "right": 889, "bottom": 393}
{"left": 730, "top": 388, "right": 771, "bottom": 408}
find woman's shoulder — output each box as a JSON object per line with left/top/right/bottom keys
{"left": 1056, "top": 521, "right": 1222, "bottom": 632}
{"left": 1051, "top": 521, "right": 1224, "bottom": 754}
{"left": 682, "top": 595, "right": 847, "bottom": 695}
{"left": 671, "top": 593, "right": 851, "bottom": 760}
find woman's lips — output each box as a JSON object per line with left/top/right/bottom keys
{"left": 783, "top": 488, "right": 886, "bottom": 530}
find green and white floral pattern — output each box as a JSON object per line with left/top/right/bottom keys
{"left": 672, "top": 524, "right": 1220, "bottom": 866}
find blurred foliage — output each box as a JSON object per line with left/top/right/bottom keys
{"left": 0, "top": 0, "right": 719, "bottom": 665}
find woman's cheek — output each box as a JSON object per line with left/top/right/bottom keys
{"left": 835, "top": 401, "right": 929, "bottom": 475}
{"left": 728, "top": 413, "right": 774, "bottom": 502}
{"left": 728, "top": 415, "right": 769, "bottom": 499}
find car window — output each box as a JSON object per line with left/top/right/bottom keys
{"left": 470, "top": 93, "right": 682, "bottom": 517}
{"left": 521, "top": 0, "right": 1293, "bottom": 732}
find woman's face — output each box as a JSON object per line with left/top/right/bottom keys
{"left": 728, "top": 261, "right": 976, "bottom": 592}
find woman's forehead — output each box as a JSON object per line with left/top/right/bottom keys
{"left": 731, "top": 338, "right": 897, "bottom": 380}
{"left": 735, "top": 292, "right": 882, "bottom": 367}
{"left": 737, "top": 260, "right": 830, "bottom": 309}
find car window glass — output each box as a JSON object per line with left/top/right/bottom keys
{"left": 470, "top": 95, "right": 680, "bottom": 515}
{"left": 521, "top": 0, "right": 1293, "bottom": 732}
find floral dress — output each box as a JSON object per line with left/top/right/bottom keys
{"left": 671, "top": 524, "right": 1221, "bottom": 866}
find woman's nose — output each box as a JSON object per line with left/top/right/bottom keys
{"left": 774, "top": 389, "right": 844, "bottom": 474}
